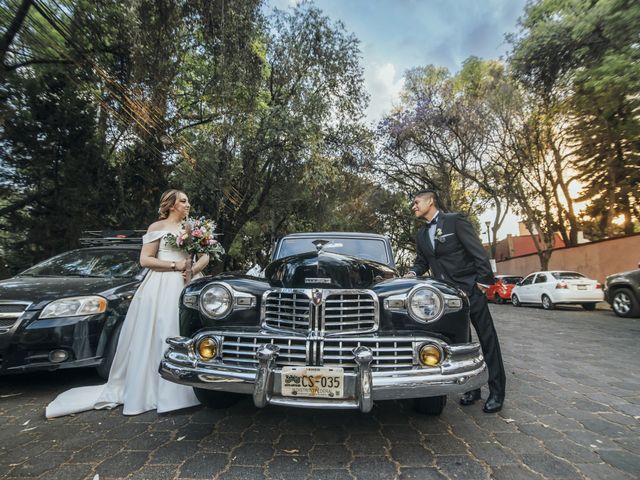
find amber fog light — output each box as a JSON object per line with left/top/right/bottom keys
{"left": 197, "top": 338, "right": 218, "bottom": 360}
{"left": 419, "top": 344, "right": 442, "bottom": 367}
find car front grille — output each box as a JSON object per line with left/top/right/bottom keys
{"left": 219, "top": 334, "right": 414, "bottom": 372}
{"left": 0, "top": 302, "right": 30, "bottom": 333}
{"left": 262, "top": 289, "right": 378, "bottom": 335}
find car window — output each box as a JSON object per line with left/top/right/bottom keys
{"left": 551, "top": 271, "right": 586, "bottom": 280}
{"left": 275, "top": 237, "right": 390, "bottom": 264}
{"left": 521, "top": 275, "right": 535, "bottom": 286}
{"left": 534, "top": 274, "right": 547, "bottom": 284}
{"left": 501, "top": 276, "right": 522, "bottom": 284}
{"left": 20, "top": 249, "right": 142, "bottom": 278}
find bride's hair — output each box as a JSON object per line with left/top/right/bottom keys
{"left": 158, "top": 189, "right": 186, "bottom": 219}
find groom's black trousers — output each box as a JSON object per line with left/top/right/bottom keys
{"left": 468, "top": 288, "right": 506, "bottom": 399}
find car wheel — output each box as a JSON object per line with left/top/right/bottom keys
{"left": 511, "top": 294, "right": 521, "bottom": 307}
{"left": 193, "top": 388, "right": 241, "bottom": 409}
{"left": 96, "top": 322, "right": 123, "bottom": 380}
{"left": 494, "top": 294, "right": 504, "bottom": 304}
{"left": 582, "top": 303, "right": 597, "bottom": 311}
{"left": 612, "top": 289, "right": 640, "bottom": 318}
{"left": 541, "top": 294, "right": 555, "bottom": 310}
{"left": 414, "top": 395, "right": 447, "bottom": 416}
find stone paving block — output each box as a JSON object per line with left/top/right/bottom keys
{"left": 148, "top": 413, "right": 192, "bottom": 431}
{"left": 104, "top": 420, "right": 149, "bottom": 440}
{"left": 598, "top": 411, "right": 638, "bottom": 427}
{"left": 312, "top": 426, "right": 349, "bottom": 444}
{"left": 198, "top": 432, "right": 243, "bottom": 452}
{"left": 276, "top": 433, "right": 316, "bottom": 455}
{"left": 381, "top": 424, "right": 422, "bottom": 444}
{"left": 398, "top": 466, "right": 447, "bottom": 479}
{"left": 597, "top": 449, "right": 640, "bottom": 476}
{"left": 178, "top": 452, "right": 228, "bottom": 478}
{"left": 125, "top": 430, "right": 173, "bottom": 451}
{"left": 409, "top": 417, "right": 448, "bottom": 435}
{"left": 5, "top": 451, "right": 72, "bottom": 477}
{"left": 149, "top": 440, "right": 198, "bottom": 464}
{"left": 542, "top": 438, "right": 600, "bottom": 463}
{"left": 347, "top": 434, "right": 389, "bottom": 456}
{"left": 516, "top": 423, "right": 564, "bottom": 441}
{"left": 520, "top": 452, "right": 581, "bottom": 478}
{"left": 488, "top": 464, "right": 544, "bottom": 480}
{"left": 267, "top": 455, "right": 311, "bottom": 480}
{"left": 128, "top": 464, "right": 180, "bottom": 480}
{"left": 350, "top": 456, "right": 398, "bottom": 479}
{"left": 230, "top": 442, "right": 274, "bottom": 465}
{"left": 218, "top": 466, "right": 267, "bottom": 480}
{"left": 389, "top": 444, "right": 434, "bottom": 467}
{"left": 422, "top": 434, "right": 468, "bottom": 455}
{"left": 536, "top": 413, "right": 583, "bottom": 430}
{"left": 242, "top": 424, "right": 280, "bottom": 442}
{"left": 95, "top": 450, "right": 149, "bottom": 478}
{"left": 309, "top": 444, "right": 352, "bottom": 469}
{"left": 580, "top": 417, "right": 630, "bottom": 437}
{"left": 175, "top": 421, "right": 216, "bottom": 441}
{"left": 308, "top": 469, "right": 354, "bottom": 480}
{"left": 70, "top": 440, "right": 123, "bottom": 463}
{"left": 574, "top": 462, "right": 636, "bottom": 480}
{"left": 467, "top": 440, "right": 513, "bottom": 466}
{"left": 493, "top": 432, "right": 545, "bottom": 454}
{"left": 435, "top": 454, "right": 490, "bottom": 479}
{"left": 42, "top": 463, "right": 95, "bottom": 480}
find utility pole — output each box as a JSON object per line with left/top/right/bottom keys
{"left": 485, "top": 221, "right": 492, "bottom": 259}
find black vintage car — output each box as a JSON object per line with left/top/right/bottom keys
{"left": 160, "top": 232, "right": 488, "bottom": 415}
{"left": 0, "top": 235, "right": 145, "bottom": 378}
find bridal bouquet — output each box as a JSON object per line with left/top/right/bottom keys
{"left": 166, "top": 216, "right": 225, "bottom": 261}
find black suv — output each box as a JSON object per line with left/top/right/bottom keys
{"left": 0, "top": 232, "right": 146, "bottom": 377}
{"left": 604, "top": 264, "right": 640, "bottom": 318}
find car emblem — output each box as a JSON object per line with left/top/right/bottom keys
{"left": 312, "top": 289, "right": 323, "bottom": 305}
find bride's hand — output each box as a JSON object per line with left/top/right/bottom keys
{"left": 175, "top": 259, "right": 188, "bottom": 271}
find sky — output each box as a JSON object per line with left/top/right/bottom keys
{"left": 266, "top": 0, "right": 530, "bottom": 238}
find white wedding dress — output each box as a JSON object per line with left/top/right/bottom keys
{"left": 46, "top": 231, "right": 200, "bottom": 418}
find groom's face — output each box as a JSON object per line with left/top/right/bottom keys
{"left": 412, "top": 195, "right": 433, "bottom": 219}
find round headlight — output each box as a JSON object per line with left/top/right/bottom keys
{"left": 199, "top": 284, "right": 232, "bottom": 319}
{"left": 407, "top": 286, "right": 444, "bottom": 323}
{"left": 419, "top": 344, "right": 442, "bottom": 366}
{"left": 197, "top": 337, "right": 218, "bottom": 359}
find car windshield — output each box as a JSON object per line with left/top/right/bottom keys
{"left": 20, "top": 249, "right": 142, "bottom": 278}
{"left": 501, "top": 276, "right": 523, "bottom": 284}
{"left": 551, "top": 271, "right": 586, "bottom": 280}
{"left": 276, "top": 237, "right": 390, "bottom": 265}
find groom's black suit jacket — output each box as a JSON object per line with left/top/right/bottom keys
{"left": 410, "top": 212, "right": 495, "bottom": 294}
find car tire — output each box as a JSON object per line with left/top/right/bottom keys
{"left": 511, "top": 294, "right": 521, "bottom": 307}
{"left": 611, "top": 288, "right": 640, "bottom": 318}
{"left": 494, "top": 294, "right": 504, "bottom": 304}
{"left": 193, "top": 388, "right": 241, "bottom": 409}
{"left": 96, "top": 321, "right": 123, "bottom": 380}
{"left": 414, "top": 395, "right": 447, "bottom": 416}
{"left": 541, "top": 294, "right": 555, "bottom": 310}
{"left": 582, "top": 303, "right": 597, "bottom": 311}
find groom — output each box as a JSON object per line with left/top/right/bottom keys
{"left": 405, "top": 190, "right": 506, "bottom": 413}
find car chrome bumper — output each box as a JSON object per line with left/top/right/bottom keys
{"left": 159, "top": 335, "right": 488, "bottom": 413}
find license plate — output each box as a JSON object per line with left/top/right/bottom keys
{"left": 281, "top": 366, "right": 344, "bottom": 399}
{"left": 578, "top": 285, "right": 587, "bottom": 290}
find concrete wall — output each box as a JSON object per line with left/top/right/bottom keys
{"left": 495, "top": 234, "right": 640, "bottom": 283}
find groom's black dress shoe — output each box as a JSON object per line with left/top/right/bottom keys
{"left": 459, "top": 389, "right": 482, "bottom": 406}
{"left": 482, "top": 395, "right": 504, "bottom": 413}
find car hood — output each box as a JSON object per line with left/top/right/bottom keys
{"left": 265, "top": 251, "right": 397, "bottom": 289}
{"left": 0, "top": 275, "right": 139, "bottom": 305}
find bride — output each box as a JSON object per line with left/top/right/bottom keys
{"left": 46, "top": 190, "right": 208, "bottom": 418}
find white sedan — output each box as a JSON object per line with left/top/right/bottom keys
{"left": 511, "top": 271, "right": 604, "bottom": 310}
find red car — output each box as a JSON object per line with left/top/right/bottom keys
{"left": 486, "top": 275, "right": 523, "bottom": 304}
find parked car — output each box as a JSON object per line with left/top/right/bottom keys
{"left": 0, "top": 232, "right": 145, "bottom": 378}
{"left": 511, "top": 270, "right": 604, "bottom": 310}
{"left": 160, "top": 232, "right": 488, "bottom": 416}
{"left": 604, "top": 264, "right": 640, "bottom": 318}
{"left": 486, "top": 275, "right": 523, "bottom": 304}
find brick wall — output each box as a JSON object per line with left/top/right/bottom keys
{"left": 495, "top": 234, "right": 640, "bottom": 283}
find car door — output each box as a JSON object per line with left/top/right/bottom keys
{"left": 517, "top": 274, "right": 536, "bottom": 302}
{"left": 531, "top": 272, "right": 549, "bottom": 305}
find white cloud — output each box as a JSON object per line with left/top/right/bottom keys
{"left": 364, "top": 62, "right": 404, "bottom": 124}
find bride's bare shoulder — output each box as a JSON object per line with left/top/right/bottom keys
{"left": 147, "top": 220, "right": 168, "bottom": 232}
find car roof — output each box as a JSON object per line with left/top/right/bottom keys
{"left": 281, "top": 232, "right": 389, "bottom": 240}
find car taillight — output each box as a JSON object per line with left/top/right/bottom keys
{"left": 555, "top": 282, "right": 568, "bottom": 289}
{"left": 596, "top": 282, "right": 602, "bottom": 289}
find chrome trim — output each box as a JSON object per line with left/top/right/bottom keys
{"left": 261, "top": 288, "right": 379, "bottom": 336}
{"left": 186, "top": 281, "right": 257, "bottom": 319}
{"left": 160, "top": 336, "right": 488, "bottom": 411}
{"left": 0, "top": 300, "right": 31, "bottom": 334}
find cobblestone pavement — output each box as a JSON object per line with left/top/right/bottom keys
{"left": 1, "top": 304, "right": 639, "bottom": 479}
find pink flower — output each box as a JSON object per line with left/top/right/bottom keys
{"left": 192, "top": 228, "right": 203, "bottom": 238}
